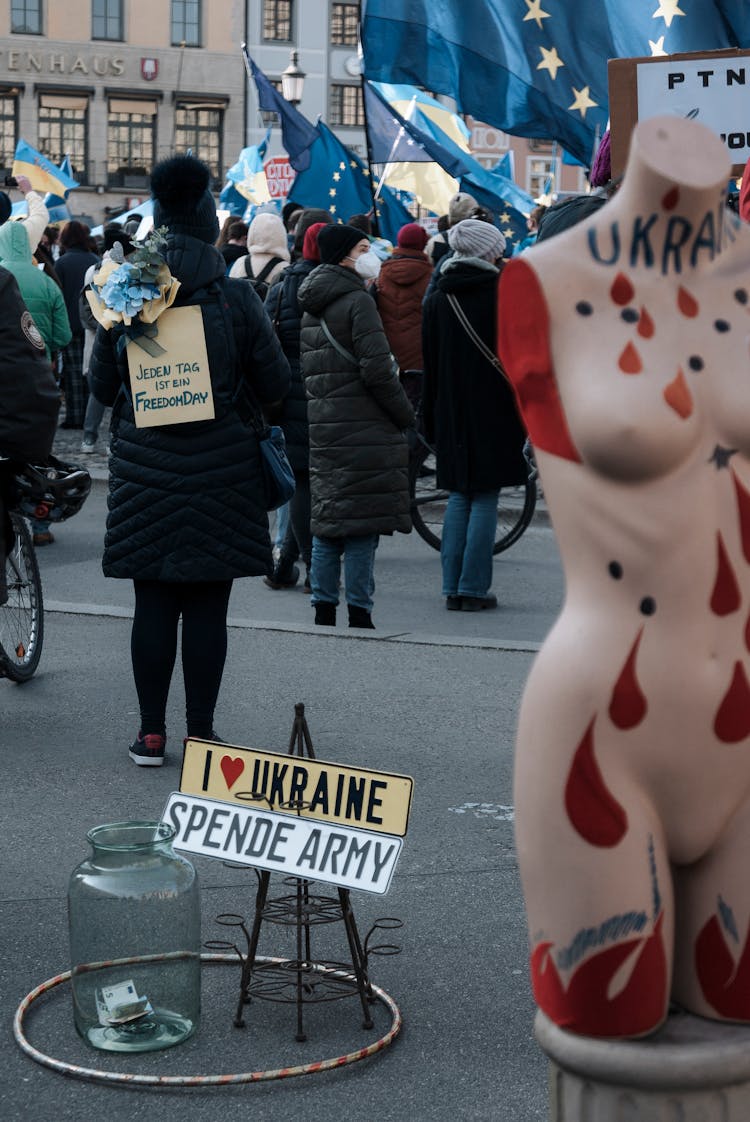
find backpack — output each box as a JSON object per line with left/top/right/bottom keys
{"left": 243, "top": 255, "right": 284, "bottom": 301}
{"left": 0, "top": 268, "right": 60, "bottom": 461}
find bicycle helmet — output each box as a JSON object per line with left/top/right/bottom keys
{"left": 13, "top": 455, "right": 92, "bottom": 522}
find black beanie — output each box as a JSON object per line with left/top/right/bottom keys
{"left": 317, "top": 223, "right": 366, "bottom": 265}
{"left": 150, "top": 155, "right": 219, "bottom": 243}
{"left": 0, "top": 192, "right": 11, "bottom": 226}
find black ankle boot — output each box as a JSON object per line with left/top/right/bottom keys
{"left": 348, "top": 605, "right": 375, "bottom": 629}
{"left": 314, "top": 601, "right": 336, "bottom": 626}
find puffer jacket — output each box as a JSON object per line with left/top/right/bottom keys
{"left": 0, "top": 221, "right": 71, "bottom": 359}
{"left": 264, "top": 258, "right": 315, "bottom": 472}
{"left": 374, "top": 248, "right": 432, "bottom": 370}
{"left": 90, "top": 233, "right": 291, "bottom": 582}
{"left": 228, "top": 211, "right": 289, "bottom": 284}
{"left": 298, "top": 263, "right": 414, "bottom": 538}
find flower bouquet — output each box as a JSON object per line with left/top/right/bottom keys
{"left": 86, "top": 227, "right": 180, "bottom": 356}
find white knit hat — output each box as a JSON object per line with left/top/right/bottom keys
{"left": 448, "top": 218, "right": 506, "bottom": 261}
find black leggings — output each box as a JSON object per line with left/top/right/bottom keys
{"left": 131, "top": 579, "right": 233, "bottom": 739}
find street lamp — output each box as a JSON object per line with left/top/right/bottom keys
{"left": 281, "top": 49, "right": 306, "bottom": 107}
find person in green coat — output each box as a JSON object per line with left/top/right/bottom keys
{"left": 0, "top": 218, "right": 72, "bottom": 544}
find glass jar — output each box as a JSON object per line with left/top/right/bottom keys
{"left": 67, "top": 820, "right": 200, "bottom": 1053}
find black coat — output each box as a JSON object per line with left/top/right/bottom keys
{"left": 90, "top": 234, "right": 291, "bottom": 582}
{"left": 298, "top": 263, "right": 414, "bottom": 538}
{"left": 422, "top": 260, "right": 527, "bottom": 492}
{"left": 55, "top": 246, "right": 100, "bottom": 333}
{"left": 265, "top": 258, "right": 315, "bottom": 472}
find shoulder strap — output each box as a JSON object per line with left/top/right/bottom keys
{"left": 445, "top": 293, "right": 510, "bottom": 385}
{"left": 243, "top": 256, "right": 253, "bottom": 278}
{"left": 255, "top": 256, "right": 283, "bottom": 284}
{"left": 320, "top": 316, "right": 357, "bottom": 365}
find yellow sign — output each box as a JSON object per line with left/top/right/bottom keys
{"left": 180, "top": 739, "right": 414, "bottom": 837}
{"left": 126, "top": 304, "right": 215, "bottom": 428}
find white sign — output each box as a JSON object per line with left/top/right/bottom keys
{"left": 162, "top": 792, "right": 402, "bottom": 895}
{"left": 636, "top": 55, "right": 750, "bottom": 160}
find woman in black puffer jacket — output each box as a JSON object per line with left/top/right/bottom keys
{"left": 90, "top": 156, "right": 290, "bottom": 767}
{"left": 263, "top": 212, "right": 331, "bottom": 591}
{"left": 299, "top": 224, "right": 414, "bottom": 630}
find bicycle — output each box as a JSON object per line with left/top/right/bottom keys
{"left": 408, "top": 429, "right": 538, "bottom": 554}
{"left": 0, "top": 456, "right": 91, "bottom": 683}
{"left": 0, "top": 508, "right": 44, "bottom": 682}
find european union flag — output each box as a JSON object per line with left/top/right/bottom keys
{"left": 242, "top": 45, "right": 320, "bottom": 172}
{"left": 362, "top": 1, "right": 750, "bottom": 166}
{"left": 287, "top": 120, "right": 412, "bottom": 244}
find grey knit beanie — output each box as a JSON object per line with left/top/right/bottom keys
{"left": 448, "top": 218, "right": 506, "bottom": 261}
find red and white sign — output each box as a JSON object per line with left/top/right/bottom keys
{"left": 264, "top": 156, "right": 295, "bottom": 200}
{"left": 141, "top": 58, "right": 159, "bottom": 81}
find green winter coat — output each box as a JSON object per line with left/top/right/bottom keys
{"left": 0, "top": 221, "right": 71, "bottom": 359}
{"left": 298, "top": 263, "right": 414, "bottom": 538}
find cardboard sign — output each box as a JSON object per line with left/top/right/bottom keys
{"left": 126, "top": 304, "right": 215, "bottom": 427}
{"left": 609, "top": 49, "right": 750, "bottom": 179}
{"left": 181, "top": 738, "right": 413, "bottom": 837}
{"left": 162, "top": 792, "right": 402, "bottom": 895}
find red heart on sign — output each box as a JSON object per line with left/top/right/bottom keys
{"left": 220, "top": 756, "right": 244, "bottom": 790}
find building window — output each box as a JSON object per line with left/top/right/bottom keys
{"left": 527, "top": 156, "right": 560, "bottom": 200}
{"left": 263, "top": 0, "right": 292, "bottom": 42}
{"left": 329, "top": 83, "right": 364, "bottom": 128}
{"left": 0, "top": 95, "right": 19, "bottom": 171}
{"left": 38, "top": 94, "right": 89, "bottom": 184}
{"left": 92, "top": 0, "right": 123, "bottom": 41}
{"left": 330, "top": 3, "right": 358, "bottom": 46}
{"left": 174, "top": 102, "right": 223, "bottom": 183}
{"left": 11, "top": 0, "right": 42, "bottom": 34}
{"left": 107, "top": 97, "right": 157, "bottom": 188}
{"left": 171, "top": 0, "right": 201, "bottom": 47}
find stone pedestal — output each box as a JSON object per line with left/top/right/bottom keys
{"left": 535, "top": 1008, "right": 750, "bottom": 1121}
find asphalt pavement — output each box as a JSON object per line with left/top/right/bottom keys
{"left": 0, "top": 421, "right": 563, "bottom": 1122}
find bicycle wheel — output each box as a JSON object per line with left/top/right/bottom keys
{"left": 0, "top": 511, "right": 44, "bottom": 682}
{"left": 409, "top": 441, "right": 537, "bottom": 554}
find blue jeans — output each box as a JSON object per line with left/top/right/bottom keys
{"left": 441, "top": 491, "right": 498, "bottom": 598}
{"left": 311, "top": 534, "right": 379, "bottom": 611}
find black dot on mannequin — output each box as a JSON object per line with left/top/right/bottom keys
{"left": 640, "top": 597, "right": 656, "bottom": 616}
{"left": 576, "top": 301, "right": 593, "bottom": 316}
{"left": 609, "top": 561, "right": 623, "bottom": 580}
{"left": 688, "top": 355, "right": 704, "bottom": 372}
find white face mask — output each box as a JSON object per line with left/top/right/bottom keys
{"left": 353, "top": 250, "right": 381, "bottom": 280}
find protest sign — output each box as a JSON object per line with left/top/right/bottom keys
{"left": 126, "top": 304, "right": 215, "bottom": 427}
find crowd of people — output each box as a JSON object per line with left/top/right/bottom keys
{"left": 0, "top": 160, "right": 531, "bottom": 767}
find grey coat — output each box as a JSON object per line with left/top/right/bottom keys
{"left": 298, "top": 263, "right": 414, "bottom": 538}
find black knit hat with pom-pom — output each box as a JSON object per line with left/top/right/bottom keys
{"left": 150, "top": 154, "right": 218, "bottom": 243}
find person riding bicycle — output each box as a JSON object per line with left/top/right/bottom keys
{"left": 421, "top": 218, "right": 527, "bottom": 611}
{"left": 0, "top": 265, "right": 60, "bottom": 604}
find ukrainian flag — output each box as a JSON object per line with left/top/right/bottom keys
{"left": 12, "top": 139, "right": 79, "bottom": 196}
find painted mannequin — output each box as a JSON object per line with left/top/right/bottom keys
{"left": 498, "top": 115, "right": 750, "bottom": 1038}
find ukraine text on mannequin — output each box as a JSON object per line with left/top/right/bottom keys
{"left": 498, "top": 115, "right": 750, "bottom": 1038}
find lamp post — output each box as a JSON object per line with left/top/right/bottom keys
{"left": 281, "top": 49, "right": 306, "bottom": 107}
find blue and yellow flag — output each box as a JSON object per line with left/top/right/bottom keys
{"left": 226, "top": 129, "right": 272, "bottom": 204}
{"left": 362, "top": 1, "right": 750, "bottom": 166}
{"left": 12, "top": 140, "right": 79, "bottom": 197}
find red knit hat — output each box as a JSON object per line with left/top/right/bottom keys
{"left": 397, "top": 222, "right": 428, "bottom": 250}
{"left": 302, "top": 221, "right": 328, "bottom": 262}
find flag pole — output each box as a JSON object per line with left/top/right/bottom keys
{"left": 357, "top": 6, "right": 381, "bottom": 235}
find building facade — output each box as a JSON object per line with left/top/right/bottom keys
{"left": 0, "top": 0, "right": 584, "bottom": 226}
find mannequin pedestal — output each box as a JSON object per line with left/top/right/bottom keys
{"left": 535, "top": 1008, "right": 750, "bottom": 1121}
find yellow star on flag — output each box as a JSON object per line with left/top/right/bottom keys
{"left": 537, "top": 46, "right": 564, "bottom": 80}
{"left": 652, "top": 0, "right": 685, "bottom": 28}
{"left": 649, "top": 35, "right": 667, "bottom": 56}
{"left": 523, "top": 0, "right": 550, "bottom": 30}
{"left": 349, "top": 160, "right": 358, "bottom": 168}
{"left": 499, "top": 211, "right": 511, "bottom": 224}
{"left": 329, "top": 188, "right": 337, "bottom": 197}
{"left": 330, "top": 205, "right": 337, "bottom": 214}
{"left": 569, "top": 85, "right": 598, "bottom": 119}
{"left": 333, "top": 171, "right": 341, "bottom": 181}
{"left": 502, "top": 226, "right": 513, "bottom": 237}
{"left": 339, "top": 162, "right": 346, "bottom": 170}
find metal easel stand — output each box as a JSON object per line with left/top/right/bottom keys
{"left": 207, "top": 703, "right": 403, "bottom": 1042}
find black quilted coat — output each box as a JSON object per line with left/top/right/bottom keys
{"left": 264, "top": 258, "right": 314, "bottom": 472}
{"left": 90, "top": 235, "right": 291, "bottom": 581}
{"left": 298, "top": 263, "right": 414, "bottom": 539}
